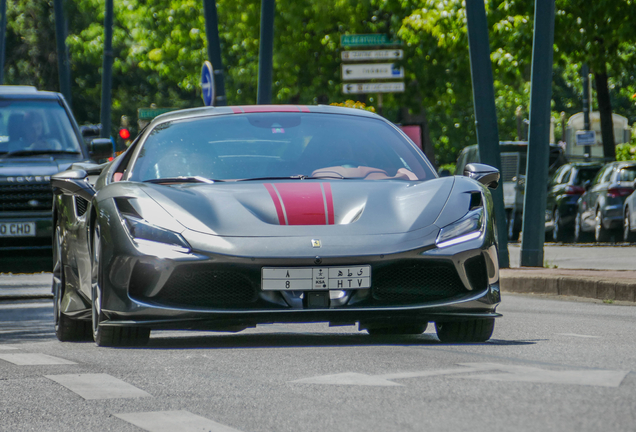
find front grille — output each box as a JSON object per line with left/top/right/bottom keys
{"left": 500, "top": 153, "right": 520, "bottom": 182}
{"left": 130, "top": 263, "right": 259, "bottom": 309}
{"left": 371, "top": 260, "right": 468, "bottom": 304}
{"left": 0, "top": 183, "right": 52, "bottom": 212}
{"left": 464, "top": 254, "right": 489, "bottom": 291}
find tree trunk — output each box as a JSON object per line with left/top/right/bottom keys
{"left": 594, "top": 64, "right": 616, "bottom": 160}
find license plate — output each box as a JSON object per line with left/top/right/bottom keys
{"left": 0, "top": 222, "right": 36, "bottom": 237}
{"left": 262, "top": 266, "right": 371, "bottom": 291}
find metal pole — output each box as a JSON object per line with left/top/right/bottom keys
{"left": 257, "top": 0, "right": 275, "bottom": 105}
{"left": 0, "top": 0, "right": 6, "bottom": 84}
{"left": 582, "top": 64, "right": 591, "bottom": 159}
{"left": 465, "top": 0, "right": 510, "bottom": 268}
{"left": 99, "top": 0, "right": 114, "bottom": 139}
{"left": 53, "top": 0, "right": 72, "bottom": 107}
{"left": 520, "top": 0, "right": 556, "bottom": 267}
{"left": 202, "top": 0, "right": 227, "bottom": 106}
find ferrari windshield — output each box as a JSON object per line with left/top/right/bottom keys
{"left": 0, "top": 100, "right": 82, "bottom": 155}
{"left": 130, "top": 112, "right": 434, "bottom": 182}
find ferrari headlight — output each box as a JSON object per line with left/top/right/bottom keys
{"left": 122, "top": 214, "right": 191, "bottom": 254}
{"left": 436, "top": 208, "right": 484, "bottom": 248}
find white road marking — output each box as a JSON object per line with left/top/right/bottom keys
{"left": 455, "top": 362, "right": 628, "bottom": 388}
{"left": 0, "top": 353, "right": 76, "bottom": 365}
{"left": 45, "top": 373, "right": 152, "bottom": 400}
{"left": 0, "top": 345, "right": 19, "bottom": 350}
{"left": 115, "top": 410, "right": 243, "bottom": 432}
{"left": 292, "top": 363, "right": 629, "bottom": 388}
{"left": 293, "top": 372, "right": 403, "bottom": 386}
{"left": 0, "top": 301, "right": 52, "bottom": 309}
{"left": 555, "top": 333, "right": 601, "bottom": 339}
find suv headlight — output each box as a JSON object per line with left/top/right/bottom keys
{"left": 436, "top": 208, "right": 484, "bottom": 248}
{"left": 122, "top": 214, "right": 191, "bottom": 254}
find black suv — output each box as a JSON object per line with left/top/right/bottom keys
{"left": 0, "top": 86, "right": 112, "bottom": 252}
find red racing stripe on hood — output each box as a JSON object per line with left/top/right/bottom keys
{"left": 265, "top": 183, "right": 334, "bottom": 225}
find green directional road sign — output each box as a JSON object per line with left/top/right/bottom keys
{"left": 137, "top": 107, "right": 178, "bottom": 121}
{"left": 340, "top": 34, "right": 401, "bottom": 47}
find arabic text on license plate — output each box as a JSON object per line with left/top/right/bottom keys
{"left": 0, "top": 222, "right": 36, "bottom": 237}
{"left": 261, "top": 266, "right": 371, "bottom": 291}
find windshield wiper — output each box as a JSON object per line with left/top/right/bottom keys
{"left": 1, "top": 150, "right": 81, "bottom": 158}
{"left": 144, "top": 176, "right": 222, "bottom": 184}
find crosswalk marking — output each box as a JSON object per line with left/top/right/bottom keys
{"left": 0, "top": 353, "right": 76, "bottom": 365}
{"left": 115, "top": 410, "right": 244, "bottom": 432}
{"left": 292, "top": 362, "right": 630, "bottom": 388}
{"left": 45, "top": 373, "right": 152, "bottom": 400}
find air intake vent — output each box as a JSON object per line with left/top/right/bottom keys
{"left": 75, "top": 197, "right": 88, "bottom": 217}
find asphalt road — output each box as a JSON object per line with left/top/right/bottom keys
{"left": 1, "top": 294, "right": 635, "bottom": 432}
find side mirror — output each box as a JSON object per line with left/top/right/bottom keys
{"left": 51, "top": 169, "right": 96, "bottom": 201}
{"left": 88, "top": 138, "right": 114, "bottom": 161}
{"left": 463, "top": 163, "right": 500, "bottom": 189}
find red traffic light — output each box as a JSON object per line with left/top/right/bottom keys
{"left": 119, "top": 128, "right": 131, "bottom": 140}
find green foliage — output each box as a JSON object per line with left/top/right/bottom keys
{"left": 3, "top": 0, "right": 636, "bottom": 165}
{"left": 615, "top": 143, "right": 636, "bottom": 161}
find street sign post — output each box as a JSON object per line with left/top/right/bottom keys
{"left": 341, "top": 63, "right": 404, "bottom": 81}
{"left": 340, "top": 34, "right": 401, "bottom": 47}
{"left": 341, "top": 49, "right": 403, "bottom": 62}
{"left": 201, "top": 61, "right": 215, "bottom": 107}
{"left": 342, "top": 82, "right": 405, "bottom": 94}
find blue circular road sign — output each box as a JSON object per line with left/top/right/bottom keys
{"left": 201, "top": 61, "right": 215, "bottom": 106}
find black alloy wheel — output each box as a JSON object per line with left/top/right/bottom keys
{"left": 366, "top": 323, "right": 428, "bottom": 336}
{"left": 53, "top": 226, "right": 92, "bottom": 341}
{"left": 594, "top": 208, "right": 612, "bottom": 243}
{"left": 624, "top": 207, "right": 636, "bottom": 243}
{"left": 435, "top": 319, "right": 494, "bottom": 343}
{"left": 91, "top": 226, "right": 150, "bottom": 347}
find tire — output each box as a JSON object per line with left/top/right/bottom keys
{"left": 367, "top": 323, "right": 427, "bottom": 336}
{"left": 594, "top": 208, "right": 612, "bottom": 243}
{"left": 552, "top": 208, "right": 573, "bottom": 243}
{"left": 53, "top": 226, "right": 92, "bottom": 342}
{"left": 435, "top": 319, "right": 494, "bottom": 343}
{"left": 91, "top": 226, "right": 150, "bottom": 347}
{"left": 624, "top": 207, "right": 636, "bottom": 243}
{"left": 574, "top": 212, "right": 593, "bottom": 243}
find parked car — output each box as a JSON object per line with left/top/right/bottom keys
{"left": 455, "top": 141, "right": 567, "bottom": 241}
{"left": 0, "top": 86, "right": 112, "bottom": 253}
{"left": 51, "top": 105, "right": 501, "bottom": 346}
{"left": 621, "top": 183, "right": 636, "bottom": 242}
{"left": 574, "top": 161, "right": 636, "bottom": 242}
{"left": 545, "top": 162, "right": 603, "bottom": 242}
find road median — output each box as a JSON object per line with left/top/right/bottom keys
{"left": 500, "top": 268, "right": 636, "bottom": 303}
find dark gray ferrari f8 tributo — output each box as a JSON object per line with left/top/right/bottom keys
{"left": 51, "top": 105, "right": 501, "bottom": 346}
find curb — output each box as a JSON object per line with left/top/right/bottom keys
{"left": 500, "top": 269, "right": 636, "bottom": 303}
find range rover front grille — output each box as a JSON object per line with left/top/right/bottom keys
{"left": 0, "top": 183, "right": 52, "bottom": 212}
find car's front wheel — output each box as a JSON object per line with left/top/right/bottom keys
{"left": 91, "top": 226, "right": 150, "bottom": 347}
{"left": 53, "top": 226, "right": 91, "bottom": 341}
{"left": 435, "top": 319, "right": 494, "bottom": 343}
{"left": 574, "top": 212, "right": 593, "bottom": 243}
{"left": 366, "top": 323, "right": 427, "bottom": 336}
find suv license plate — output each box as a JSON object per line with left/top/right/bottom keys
{"left": 0, "top": 222, "right": 36, "bottom": 237}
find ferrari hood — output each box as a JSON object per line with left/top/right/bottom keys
{"left": 141, "top": 178, "right": 456, "bottom": 237}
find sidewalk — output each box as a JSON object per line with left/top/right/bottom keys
{"left": 0, "top": 273, "right": 52, "bottom": 301}
{"left": 500, "top": 268, "right": 636, "bottom": 303}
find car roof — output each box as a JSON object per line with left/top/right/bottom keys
{"left": 0, "top": 86, "right": 62, "bottom": 100}
{"left": 149, "top": 104, "right": 381, "bottom": 126}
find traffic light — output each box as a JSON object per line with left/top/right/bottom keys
{"left": 117, "top": 115, "right": 132, "bottom": 151}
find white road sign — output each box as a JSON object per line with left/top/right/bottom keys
{"left": 341, "top": 49, "right": 403, "bottom": 62}
{"left": 575, "top": 130, "right": 597, "bottom": 146}
{"left": 342, "top": 82, "right": 405, "bottom": 94}
{"left": 341, "top": 63, "right": 404, "bottom": 81}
